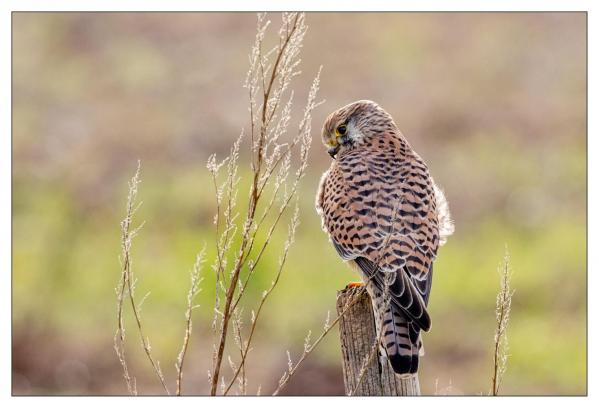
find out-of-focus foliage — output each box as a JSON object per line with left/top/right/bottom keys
{"left": 12, "top": 13, "right": 586, "bottom": 395}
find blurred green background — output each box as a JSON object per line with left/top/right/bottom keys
{"left": 12, "top": 12, "right": 586, "bottom": 395}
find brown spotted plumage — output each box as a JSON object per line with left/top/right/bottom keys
{"left": 316, "top": 100, "right": 453, "bottom": 375}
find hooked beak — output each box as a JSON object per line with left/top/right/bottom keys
{"left": 328, "top": 145, "right": 340, "bottom": 159}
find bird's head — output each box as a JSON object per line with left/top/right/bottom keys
{"left": 321, "top": 100, "right": 396, "bottom": 159}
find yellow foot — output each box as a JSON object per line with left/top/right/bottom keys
{"left": 346, "top": 281, "right": 365, "bottom": 289}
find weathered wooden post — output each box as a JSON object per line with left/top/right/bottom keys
{"left": 336, "top": 287, "right": 420, "bottom": 396}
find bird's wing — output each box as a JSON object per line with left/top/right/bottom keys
{"left": 319, "top": 144, "right": 439, "bottom": 331}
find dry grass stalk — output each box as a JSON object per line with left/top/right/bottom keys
{"left": 113, "top": 162, "right": 140, "bottom": 395}
{"left": 114, "top": 161, "right": 170, "bottom": 395}
{"left": 175, "top": 246, "right": 206, "bottom": 396}
{"left": 206, "top": 12, "right": 322, "bottom": 396}
{"left": 434, "top": 378, "right": 454, "bottom": 395}
{"left": 490, "top": 246, "right": 514, "bottom": 395}
{"left": 230, "top": 308, "right": 247, "bottom": 395}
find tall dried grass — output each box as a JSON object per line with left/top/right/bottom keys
{"left": 490, "top": 246, "right": 514, "bottom": 396}
{"left": 114, "top": 160, "right": 169, "bottom": 395}
{"left": 113, "top": 12, "right": 323, "bottom": 396}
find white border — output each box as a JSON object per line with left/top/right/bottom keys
{"left": 1, "top": 1, "right": 595, "bottom": 407}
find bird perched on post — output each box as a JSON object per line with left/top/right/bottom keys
{"left": 316, "top": 100, "right": 453, "bottom": 376}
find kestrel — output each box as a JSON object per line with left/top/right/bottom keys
{"left": 316, "top": 100, "right": 453, "bottom": 375}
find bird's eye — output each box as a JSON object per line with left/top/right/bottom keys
{"left": 335, "top": 125, "right": 347, "bottom": 136}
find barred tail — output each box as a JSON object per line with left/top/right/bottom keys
{"left": 372, "top": 295, "right": 421, "bottom": 375}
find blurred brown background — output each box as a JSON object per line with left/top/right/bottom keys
{"left": 12, "top": 12, "right": 586, "bottom": 395}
